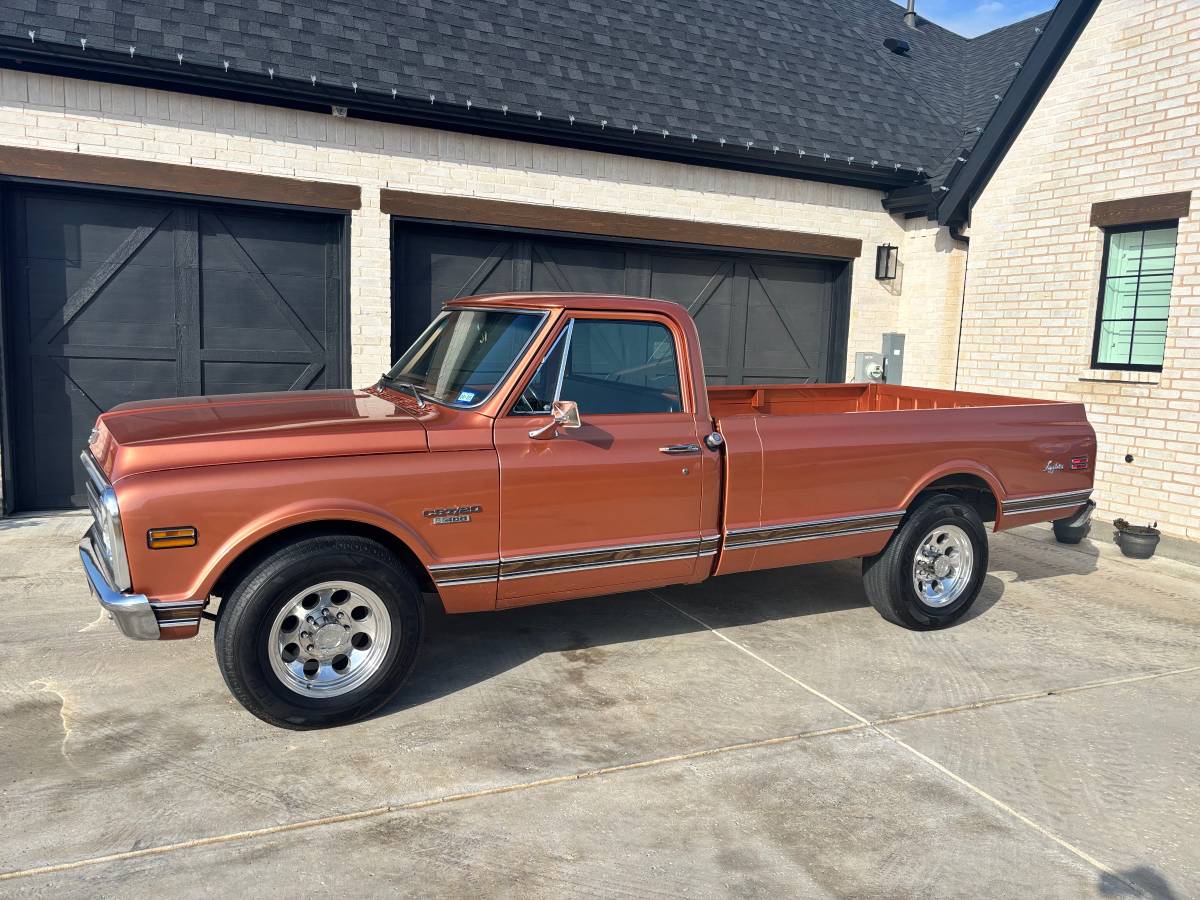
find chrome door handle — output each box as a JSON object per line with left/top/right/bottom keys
{"left": 659, "top": 444, "right": 701, "bottom": 454}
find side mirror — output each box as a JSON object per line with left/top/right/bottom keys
{"left": 528, "top": 400, "right": 582, "bottom": 440}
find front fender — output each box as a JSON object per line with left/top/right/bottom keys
{"left": 188, "top": 499, "right": 437, "bottom": 602}
{"left": 114, "top": 450, "right": 499, "bottom": 604}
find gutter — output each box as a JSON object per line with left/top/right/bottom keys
{"left": 0, "top": 36, "right": 928, "bottom": 192}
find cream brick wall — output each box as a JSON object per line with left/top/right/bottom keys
{"left": 0, "top": 69, "right": 967, "bottom": 509}
{"left": 962, "top": 0, "right": 1200, "bottom": 540}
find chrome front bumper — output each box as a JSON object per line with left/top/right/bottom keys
{"left": 79, "top": 532, "right": 160, "bottom": 640}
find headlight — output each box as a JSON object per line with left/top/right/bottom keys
{"left": 81, "top": 451, "right": 131, "bottom": 592}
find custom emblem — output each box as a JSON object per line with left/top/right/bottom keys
{"left": 1043, "top": 460, "right": 1064, "bottom": 473}
{"left": 423, "top": 504, "right": 482, "bottom": 525}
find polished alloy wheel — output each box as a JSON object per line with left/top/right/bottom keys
{"left": 911, "top": 524, "right": 974, "bottom": 608}
{"left": 268, "top": 581, "right": 392, "bottom": 697}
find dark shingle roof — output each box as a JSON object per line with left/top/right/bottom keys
{"left": 0, "top": 0, "right": 1049, "bottom": 182}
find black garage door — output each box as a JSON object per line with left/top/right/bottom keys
{"left": 393, "top": 223, "right": 848, "bottom": 387}
{"left": 3, "top": 187, "right": 345, "bottom": 509}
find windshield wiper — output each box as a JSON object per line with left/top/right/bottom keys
{"left": 379, "top": 373, "right": 427, "bottom": 408}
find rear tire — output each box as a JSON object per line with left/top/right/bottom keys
{"left": 862, "top": 493, "right": 988, "bottom": 630}
{"left": 215, "top": 535, "right": 423, "bottom": 729}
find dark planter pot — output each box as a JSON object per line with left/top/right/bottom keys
{"left": 1113, "top": 520, "right": 1160, "bottom": 559}
{"left": 1052, "top": 519, "right": 1091, "bottom": 545}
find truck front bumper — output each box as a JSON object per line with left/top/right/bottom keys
{"left": 79, "top": 532, "right": 160, "bottom": 640}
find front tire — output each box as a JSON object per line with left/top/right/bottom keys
{"left": 862, "top": 493, "right": 988, "bottom": 630}
{"left": 215, "top": 535, "right": 423, "bottom": 729}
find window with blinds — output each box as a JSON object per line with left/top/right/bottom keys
{"left": 1092, "top": 223, "right": 1177, "bottom": 371}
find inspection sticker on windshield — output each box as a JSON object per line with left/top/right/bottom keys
{"left": 456, "top": 390, "right": 476, "bottom": 404}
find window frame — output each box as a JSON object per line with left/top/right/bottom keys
{"left": 1090, "top": 220, "right": 1178, "bottom": 373}
{"left": 386, "top": 306, "right": 549, "bottom": 410}
{"left": 506, "top": 312, "right": 690, "bottom": 417}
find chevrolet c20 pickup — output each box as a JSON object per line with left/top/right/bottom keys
{"left": 79, "top": 293, "right": 1097, "bottom": 728}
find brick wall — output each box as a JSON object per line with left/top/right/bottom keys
{"left": 0, "top": 69, "right": 967, "bottom": 509}
{"left": 963, "top": 0, "right": 1200, "bottom": 539}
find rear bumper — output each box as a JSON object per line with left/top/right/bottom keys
{"left": 1055, "top": 498, "right": 1096, "bottom": 529}
{"left": 79, "top": 533, "right": 160, "bottom": 640}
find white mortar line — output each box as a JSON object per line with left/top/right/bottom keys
{"left": 649, "top": 591, "right": 1150, "bottom": 898}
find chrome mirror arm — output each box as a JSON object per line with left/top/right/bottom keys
{"left": 528, "top": 400, "right": 581, "bottom": 440}
{"left": 528, "top": 418, "right": 560, "bottom": 440}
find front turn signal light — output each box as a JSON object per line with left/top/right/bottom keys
{"left": 147, "top": 526, "right": 198, "bottom": 549}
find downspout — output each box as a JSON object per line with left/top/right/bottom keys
{"left": 950, "top": 223, "right": 970, "bottom": 389}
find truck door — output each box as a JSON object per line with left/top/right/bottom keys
{"left": 493, "top": 312, "right": 705, "bottom": 606}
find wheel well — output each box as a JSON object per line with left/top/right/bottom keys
{"left": 209, "top": 520, "right": 437, "bottom": 611}
{"left": 912, "top": 474, "right": 997, "bottom": 523}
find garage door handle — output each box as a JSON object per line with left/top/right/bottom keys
{"left": 659, "top": 444, "right": 701, "bottom": 454}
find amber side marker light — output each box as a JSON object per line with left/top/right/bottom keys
{"left": 147, "top": 526, "right": 198, "bottom": 549}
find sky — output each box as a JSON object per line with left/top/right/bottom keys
{"left": 891, "top": 0, "right": 1056, "bottom": 37}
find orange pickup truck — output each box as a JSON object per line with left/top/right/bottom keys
{"left": 79, "top": 293, "right": 1096, "bottom": 728}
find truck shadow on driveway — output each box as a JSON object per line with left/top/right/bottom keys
{"left": 992, "top": 531, "right": 1101, "bottom": 581}
{"left": 377, "top": 560, "right": 1006, "bottom": 716}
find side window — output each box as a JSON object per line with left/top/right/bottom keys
{"left": 561, "top": 319, "right": 682, "bottom": 415}
{"left": 1093, "top": 223, "right": 1177, "bottom": 371}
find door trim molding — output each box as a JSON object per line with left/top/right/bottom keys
{"left": 428, "top": 536, "right": 703, "bottom": 586}
{"left": 381, "top": 190, "right": 862, "bottom": 259}
{"left": 0, "top": 145, "right": 361, "bottom": 211}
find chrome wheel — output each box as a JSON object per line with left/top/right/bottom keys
{"left": 267, "top": 581, "right": 392, "bottom": 698}
{"left": 912, "top": 524, "right": 974, "bottom": 608}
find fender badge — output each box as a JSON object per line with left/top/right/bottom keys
{"left": 424, "top": 504, "right": 482, "bottom": 525}
{"left": 1043, "top": 460, "right": 1064, "bottom": 473}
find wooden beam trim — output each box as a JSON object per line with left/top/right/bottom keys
{"left": 381, "top": 189, "right": 862, "bottom": 259}
{"left": 1090, "top": 191, "right": 1190, "bottom": 228}
{"left": 0, "top": 145, "right": 360, "bottom": 210}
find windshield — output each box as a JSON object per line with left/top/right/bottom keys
{"left": 383, "top": 309, "right": 544, "bottom": 407}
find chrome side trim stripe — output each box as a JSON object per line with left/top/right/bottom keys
{"left": 724, "top": 511, "right": 904, "bottom": 551}
{"left": 150, "top": 599, "right": 208, "bottom": 626}
{"left": 431, "top": 538, "right": 704, "bottom": 586}
{"left": 428, "top": 561, "right": 501, "bottom": 585}
{"left": 501, "top": 548, "right": 700, "bottom": 580}
{"left": 1001, "top": 489, "right": 1092, "bottom": 515}
{"left": 502, "top": 536, "right": 699, "bottom": 564}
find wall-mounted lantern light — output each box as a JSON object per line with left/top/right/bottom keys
{"left": 875, "top": 244, "right": 898, "bottom": 280}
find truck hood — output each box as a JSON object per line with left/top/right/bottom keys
{"left": 90, "top": 389, "right": 428, "bottom": 481}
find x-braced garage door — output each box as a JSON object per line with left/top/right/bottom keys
{"left": 392, "top": 222, "right": 849, "bottom": 386}
{"left": 3, "top": 187, "right": 346, "bottom": 509}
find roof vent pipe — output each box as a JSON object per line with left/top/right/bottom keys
{"left": 904, "top": 0, "right": 918, "bottom": 28}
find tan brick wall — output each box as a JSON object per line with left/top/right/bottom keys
{"left": 0, "top": 69, "right": 967, "bottom": 508}
{"left": 963, "top": 0, "right": 1200, "bottom": 539}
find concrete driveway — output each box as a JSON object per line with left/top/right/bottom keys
{"left": 1, "top": 513, "right": 1197, "bottom": 898}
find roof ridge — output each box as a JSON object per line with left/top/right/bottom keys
{"left": 966, "top": 9, "right": 1054, "bottom": 43}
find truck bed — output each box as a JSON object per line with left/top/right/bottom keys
{"left": 708, "top": 380, "right": 1095, "bottom": 579}
{"left": 707, "top": 382, "right": 1050, "bottom": 419}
